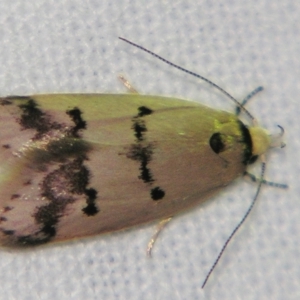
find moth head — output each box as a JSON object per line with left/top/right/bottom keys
{"left": 249, "top": 126, "right": 271, "bottom": 156}
{"left": 249, "top": 124, "right": 285, "bottom": 157}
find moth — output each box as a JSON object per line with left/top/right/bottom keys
{"left": 0, "top": 38, "right": 285, "bottom": 287}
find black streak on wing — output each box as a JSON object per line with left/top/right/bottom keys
{"left": 66, "top": 108, "right": 87, "bottom": 137}
{"left": 0, "top": 97, "right": 100, "bottom": 247}
{"left": 18, "top": 98, "right": 62, "bottom": 139}
{"left": 237, "top": 121, "right": 254, "bottom": 165}
{"left": 127, "top": 106, "right": 165, "bottom": 201}
{"left": 127, "top": 144, "right": 154, "bottom": 183}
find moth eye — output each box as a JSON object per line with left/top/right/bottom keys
{"left": 209, "top": 132, "right": 225, "bottom": 154}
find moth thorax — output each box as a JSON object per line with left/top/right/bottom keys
{"left": 249, "top": 126, "right": 271, "bottom": 156}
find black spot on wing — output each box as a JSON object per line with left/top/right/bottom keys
{"left": 82, "top": 188, "right": 99, "bottom": 216}
{"left": 137, "top": 106, "right": 153, "bottom": 117}
{"left": 209, "top": 132, "right": 226, "bottom": 154}
{"left": 151, "top": 187, "right": 165, "bottom": 201}
{"left": 126, "top": 106, "right": 165, "bottom": 201}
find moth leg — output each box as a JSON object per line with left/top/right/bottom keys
{"left": 243, "top": 171, "right": 288, "bottom": 189}
{"left": 147, "top": 217, "right": 172, "bottom": 256}
{"left": 118, "top": 75, "right": 139, "bottom": 94}
{"left": 235, "top": 86, "right": 264, "bottom": 115}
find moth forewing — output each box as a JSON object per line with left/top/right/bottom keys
{"left": 0, "top": 94, "right": 251, "bottom": 247}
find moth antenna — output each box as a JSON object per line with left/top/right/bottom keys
{"left": 119, "top": 37, "right": 255, "bottom": 122}
{"left": 201, "top": 162, "right": 266, "bottom": 288}
{"left": 235, "top": 86, "right": 264, "bottom": 116}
